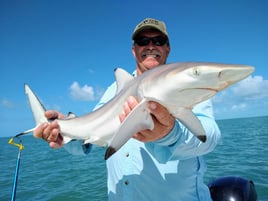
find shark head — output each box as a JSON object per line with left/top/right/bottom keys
{"left": 182, "top": 63, "right": 255, "bottom": 91}
{"left": 140, "top": 62, "right": 254, "bottom": 107}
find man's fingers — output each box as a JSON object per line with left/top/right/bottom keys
{"left": 133, "top": 132, "right": 146, "bottom": 142}
{"left": 123, "top": 96, "right": 139, "bottom": 115}
{"left": 119, "top": 112, "right": 126, "bottom": 123}
{"left": 120, "top": 96, "right": 139, "bottom": 122}
{"left": 47, "top": 127, "right": 60, "bottom": 142}
{"left": 33, "top": 123, "right": 48, "bottom": 138}
{"left": 45, "top": 110, "right": 66, "bottom": 120}
{"left": 148, "top": 101, "right": 174, "bottom": 126}
{"left": 123, "top": 102, "right": 131, "bottom": 115}
{"left": 43, "top": 121, "right": 59, "bottom": 140}
{"left": 49, "top": 135, "right": 64, "bottom": 149}
{"left": 120, "top": 98, "right": 175, "bottom": 143}
{"left": 127, "top": 96, "right": 139, "bottom": 110}
{"left": 49, "top": 142, "right": 62, "bottom": 149}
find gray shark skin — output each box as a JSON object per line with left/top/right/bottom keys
{"left": 24, "top": 62, "right": 254, "bottom": 160}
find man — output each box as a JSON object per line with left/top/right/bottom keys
{"left": 34, "top": 18, "right": 221, "bottom": 200}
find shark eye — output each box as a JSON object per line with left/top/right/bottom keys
{"left": 193, "top": 67, "right": 200, "bottom": 76}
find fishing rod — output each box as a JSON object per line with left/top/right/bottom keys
{"left": 8, "top": 135, "right": 25, "bottom": 201}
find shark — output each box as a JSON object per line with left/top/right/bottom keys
{"left": 22, "top": 62, "right": 254, "bottom": 160}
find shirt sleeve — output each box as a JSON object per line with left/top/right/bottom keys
{"left": 145, "top": 100, "right": 221, "bottom": 163}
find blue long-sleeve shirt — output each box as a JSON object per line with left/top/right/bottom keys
{"left": 65, "top": 73, "right": 221, "bottom": 201}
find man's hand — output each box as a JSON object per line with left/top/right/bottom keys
{"left": 34, "top": 110, "right": 65, "bottom": 149}
{"left": 119, "top": 96, "right": 175, "bottom": 142}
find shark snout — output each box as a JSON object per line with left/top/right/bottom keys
{"left": 218, "top": 66, "right": 254, "bottom": 84}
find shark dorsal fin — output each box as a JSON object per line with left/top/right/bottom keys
{"left": 114, "top": 68, "right": 134, "bottom": 94}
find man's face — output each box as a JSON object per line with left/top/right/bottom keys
{"left": 132, "top": 30, "right": 170, "bottom": 75}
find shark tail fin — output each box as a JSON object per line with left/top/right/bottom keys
{"left": 24, "top": 84, "right": 75, "bottom": 144}
{"left": 25, "top": 84, "right": 48, "bottom": 126}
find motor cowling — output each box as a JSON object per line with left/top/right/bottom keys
{"left": 208, "top": 176, "right": 258, "bottom": 201}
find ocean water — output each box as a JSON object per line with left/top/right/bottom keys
{"left": 1, "top": 116, "right": 267, "bottom": 201}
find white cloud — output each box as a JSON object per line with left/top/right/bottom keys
{"left": 212, "top": 75, "right": 268, "bottom": 119}
{"left": 0, "top": 98, "right": 15, "bottom": 108}
{"left": 70, "top": 81, "right": 95, "bottom": 101}
{"left": 88, "top": 68, "right": 95, "bottom": 74}
{"left": 213, "top": 75, "right": 268, "bottom": 103}
{"left": 231, "top": 103, "right": 247, "bottom": 111}
{"left": 231, "top": 75, "right": 268, "bottom": 100}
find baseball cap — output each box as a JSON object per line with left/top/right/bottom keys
{"left": 132, "top": 18, "right": 169, "bottom": 40}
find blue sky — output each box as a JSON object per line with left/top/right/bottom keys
{"left": 1, "top": 0, "right": 267, "bottom": 137}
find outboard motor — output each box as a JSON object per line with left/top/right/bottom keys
{"left": 208, "top": 176, "right": 258, "bottom": 201}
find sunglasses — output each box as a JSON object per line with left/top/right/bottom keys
{"left": 134, "top": 36, "right": 168, "bottom": 46}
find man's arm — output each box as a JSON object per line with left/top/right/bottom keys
{"left": 145, "top": 100, "right": 221, "bottom": 163}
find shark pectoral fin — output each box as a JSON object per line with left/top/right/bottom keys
{"left": 62, "top": 136, "right": 73, "bottom": 144}
{"left": 105, "top": 100, "right": 154, "bottom": 160}
{"left": 173, "top": 108, "right": 207, "bottom": 142}
{"left": 84, "top": 137, "right": 107, "bottom": 147}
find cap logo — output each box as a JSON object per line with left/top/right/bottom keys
{"left": 138, "top": 19, "right": 159, "bottom": 28}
